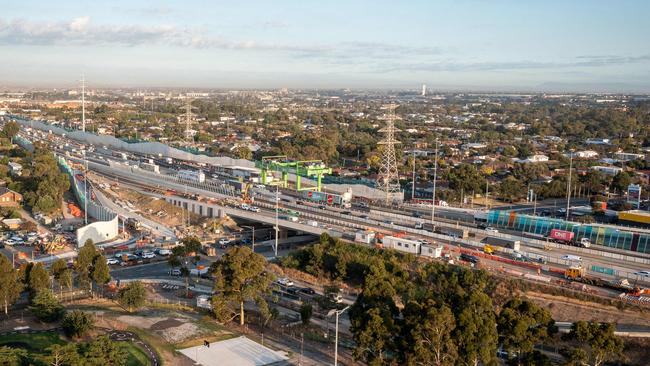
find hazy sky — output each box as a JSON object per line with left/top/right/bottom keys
{"left": 1, "top": 0, "right": 649, "bottom": 91}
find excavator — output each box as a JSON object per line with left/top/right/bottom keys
{"left": 241, "top": 183, "right": 253, "bottom": 204}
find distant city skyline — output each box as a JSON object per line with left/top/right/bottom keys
{"left": 1, "top": 0, "right": 649, "bottom": 92}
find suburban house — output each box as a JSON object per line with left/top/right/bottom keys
{"left": 8, "top": 162, "right": 22, "bottom": 176}
{"left": 0, "top": 187, "right": 23, "bottom": 207}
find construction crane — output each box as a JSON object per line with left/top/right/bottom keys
{"left": 255, "top": 155, "right": 332, "bottom": 191}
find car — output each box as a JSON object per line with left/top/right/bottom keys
{"left": 4, "top": 239, "right": 15, "bottom": 246}
{"left": 249, "top": 206, "right": 260, "bottom": 213}
{"left": 170, "top": 268, "right": 182, "bottom": 276}
{"left": 115, "top": 252, "right": 128, "bottom": 259}
{"left": 299, "top": 287, "right": 316, "bottom": 295}
{"left": 412, "top": 211, "right": 422, "bottom": 218}
{"left": 484, "top": 227, "right": 499, "bottom": 234}
{"left": 218, "top": 238, "right": 232, "bottom": 247}
{"left": 142, "top": 251, "right": 155, "bottom": 259}
{"left": 277, "top": 277, "right": 294, "bottom": 287}
{"left": 560, "top": 255, "right": 582, "bottom": 262}
{"left": 106, "top": 258, "right": 119, "bottom": 265}
{"left": 460, "top": 253, "right": 479, "bottom": 264}
{"left": 634, "top": 271, "right": 650, "bottom": 277}
{"left": 155, "top": 248, "right": 172, "bottom": 256}
{"left": 241, "top": 204, "right": 250, "bottom": 210}
{"left": 341, "top": 211, "right": 352, "bottom": 215}
{"left": 318, "top": 205, "right": 326, "bottom": 210}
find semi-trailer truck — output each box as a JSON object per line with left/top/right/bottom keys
{"left": 548, "top": 229, "right": 591, "bottom": 248}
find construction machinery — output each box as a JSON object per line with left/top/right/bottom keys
{"left": 256, "top": 155, "right": 332, "bottom": 191}
{"left": 483, "top": 244, "right": 494, "bottom": 255}
{"left": 241, "top": 182, "right": 253, "bottom": 203}
{"left": 564, "top": 265, "right": 586, "bottom": 280}
{"left": 38, "top": 235, "right": 66, "bottom": 254}
{"left": 628, "top": 287, "right": 650, "bottom": 297}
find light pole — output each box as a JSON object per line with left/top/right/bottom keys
{"left": 242, "top": 225, "right": 255, "bottom": 252}
{"left": 328, "top": 305, "right": 350, "bottom": 366}
{"left": 566, "top": 152, "right": 573, "bottom": 221}
{"left": 411, "top": 148, "right": 416, "bottom": 200}
{"left": 274, "top": 185, "right": 279, "bottom": 257}
{"left": 431, "top": 137, "right": 438, "bottom": 231}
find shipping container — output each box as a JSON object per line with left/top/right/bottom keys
{"left": 382, "top": 236, "right": 422, "bottom": 254}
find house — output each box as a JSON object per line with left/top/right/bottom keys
{"left": 571, "top": 150, "right": 599, "bottom": 159}
{"left": 0, "top": 187, "right": 22, "bottom": 207}
{"left": 612, "top": 151, "right": 645, "bottom": 162}
{"left": 2, "top": 218, "right": 23, "bottom": 230}
{"left": 591, "top": 166, "right": 623, "bottom": 176}
{"left": 8, "top": 162, "right": 22, "bottom": 176}
{"left": 585, "top": 138, "right": 611, "bottom": 146}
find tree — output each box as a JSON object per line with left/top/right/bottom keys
{"left": 299, "top": 302, "right": 313, "bottom": 326}
{"left": 497, "top": 298, "right": 556, "bottom": 363}
{"left": 0, "top": 254, "right": 23, "bottom": 314}
{"left": 30, "top": 289, "right": 65, "bottom": 322}
{"left": 2, "top": 121, "right": 20, "bottom": 141}
{"left": 233, "top": 145, "right": 252, "bottom": 160}
{"left": 41, "top": 344, "right": 82, "bottom": 366}
{"left": 210, "top": 246, "right": 275, "bottom": 326}
{"left": 84, "top": 336, "right": 128, "bottom": 366}
{"left": 91, "top": 254, "right": 111, "bottom": 290}
{"left": 610, "top": 171, "right": 631, "bottom": 193}
{"left": 26, "top": 262, "right": 50, "bottom": 298}
{"left": 0, "top": 346, "right": 27, "bottom": 366}
{"left": 565, "top": 321, "right": 623, "bottom": 366}
{"left": 51, "top": 259, "right": 73, "bottom": 293}
{"left": 403, "top": 300, "right": 457, "bottom": 366}
{"left": 74, "top": 240, "right": 98, "bottom": 291}
{"left": 498, "top": 176, "right": 526, "bottom": 202}
{"left": 560, "top": 347, "right": 588, "bottom": 366}
{"left": 447, "top": 163, "right": 486, "bottom": 196}
{"left": 117, "top": 281, "right": 146, "bottom": 312}
{"left": 62, "top": 310, "right": 95, "bottom": 338}
{"left": 455, "top": 292, "right": 498, "bottom": 366}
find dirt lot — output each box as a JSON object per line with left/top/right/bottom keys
{"left": 525, "top": 291, "right": 650, "bottom": 326}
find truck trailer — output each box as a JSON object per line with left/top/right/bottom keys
{"left": 548, "top": 229, "right": 591, "bottom": 248}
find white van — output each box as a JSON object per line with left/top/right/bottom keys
{"left": 561, "top": 255, "right": 582, "bottom": 262}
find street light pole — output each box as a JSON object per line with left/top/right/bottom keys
{"left": 411, "top": 148, "right": 416, "bottom": 200}
{"left": 566, "top": 153, "right": 573, "bottom": 221}
{"left": 328, "top": 305, "right": 350, "bottom": 366}
{"left": 275, "top": 185, "right": 279, "bottom": 257}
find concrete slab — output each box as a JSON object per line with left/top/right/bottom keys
{"left": 179, "top": 336, "right": 288, "bottom": 366}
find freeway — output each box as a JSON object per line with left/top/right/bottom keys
{"left": 17, "top": 126, "right": 650, "bottom": 283}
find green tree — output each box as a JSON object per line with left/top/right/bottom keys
{"left": 560, "top": 347, "right": 588, "bottom": 366}
{"left": 610, "top": 171, "right": 631, "bottom": 193}
{"left": 455, "top": 292, "right": 498, "bottom": 366}
{"left": 41, "top": 344, "right": 82, "bottom": 366}
{"left": 403, "top": 300, "right": 457, "bottom": 366}
{"left": 0, "top": 254, "right": 23, "bottom": 314}
{"left": 0, "top": 346, "right": 27, "bottom": 366}
{"left": 233, "top": 145, "right": 252, "bottom": 160}
{"left": 62, "top": 310, "right": 95, "bottom": 338}
{"left": 299, "top": 302, "right": 313, "bottom": 326}
{"left": 565, "top": 321, "right": 623, "bottom": 366}
{"left": 30, "top": 289, "right": 65, "bottom": 322}
{"left": 210, "top": 246, "right": 275, "bottom": 326}
{"left": 2, "top": 121, "right": 20, "bottom": 141}
{"left": 91, "top": 254, "right": 111, "bottom": 290}
{"left": 117, "top": 281, "right": 146, "bottom": 312}
{"left": 498, "top": 176, "right": 527, "bottom": 202}
{"left": 84, "top": 336, "right": 128, "bottom": 366}
{"left": 497, "top": 298, "right": 556, "bottom": 363}
{"left": 74, "top": 240, "right": 98, "bottom": 291}
{"left": 26, "top": 262, "right": 50, "bottom": 298}
{"left": 447, "top": 163, "right": 486, "bottom": 196}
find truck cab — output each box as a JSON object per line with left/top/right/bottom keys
{"left": 564, "top": 265, "right": 585, "bottom": 280}
{"left": 579, "top": 238, "right": 591, "bottom": 248}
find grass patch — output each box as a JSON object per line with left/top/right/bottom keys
{"left": 145, "top": 301, "right": 195, "bottom": 312}
{"left": 0, "top": 331, "right": 64, "bottom": 352}
{"left": 119, "top": 342, "right": 152, "bottom": 366}
{"left": 127, "top": 327, "right": 168, "bottom": 365}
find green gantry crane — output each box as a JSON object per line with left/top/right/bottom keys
{"left": 255, "top": 155, "right": 332, "bottom": 191}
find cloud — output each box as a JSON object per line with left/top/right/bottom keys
{"left": 69, "top": 16, "right": 89, "bottom": 31}
{"left": 373, "top": 54, "right": 650, "bottom": 73}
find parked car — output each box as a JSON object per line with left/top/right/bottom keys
{"left": 106, "top": 258, "right": 119, "bottom": 265}
{"left": 155, "top": 248, "right": 172, "bottom": 256}
{"left": 142, "top": 251, "right": 156, "bottom": 259}
{"left": 460, "top": 253, "right": 479, "bottom": 264}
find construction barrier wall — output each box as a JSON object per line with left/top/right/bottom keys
{"left": 488, "top": 210, "right": 650, "bottom": 254}
{"left": 58, "top": 157, "right": 119, "bottom": 246}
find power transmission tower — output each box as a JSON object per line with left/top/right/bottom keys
{"left": 185, "top": 99, "right": 193, "bottom": 143}
{"left": 376, "top": 104, "right": 402, "bottom": 204}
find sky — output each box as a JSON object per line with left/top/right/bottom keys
{"left": 1, "top": 0, "right": 649, "bottom": 92}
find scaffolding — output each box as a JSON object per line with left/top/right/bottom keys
{"left": 255, "top": 155, "right": 332, "bottom": 191}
